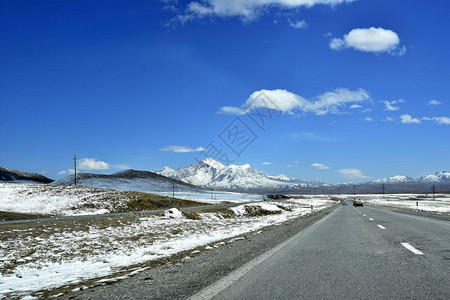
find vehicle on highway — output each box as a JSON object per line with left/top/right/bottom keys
{"left": 342, "top": 201, "right": 348, "bottom": 206}
{"left": 353, "top": 200, "right": 363, "bottom": 207}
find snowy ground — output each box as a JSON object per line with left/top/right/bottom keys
{"left": 0, "top": 198, "right": 333, "bottom": 299}
{"left": 326, "top": 193, "right": 450, "bottom": 214}
{"left": 0, "top": 182, "right": 263, "bottom": 216}
{"left": 361, "top": 193, "right": 450, "bottom": 213}
{"left": 158, "top": 190, "right": 263, "bottom": 204}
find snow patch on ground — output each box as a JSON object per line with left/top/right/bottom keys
{"left": 164, "top": 208, "right": 184, "bottom": 218}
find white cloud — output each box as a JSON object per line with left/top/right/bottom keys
{"left": 218, "top": 106, "right": 247, "bottom": 115}
{"left": 220, "top": 88, "right": 370, "bottom": 116}
{"left": 58, "top": 169, "right": 74, "bottom": 175}
{"left": 160, "top": 145, "right": 206, "bottom": 153}
{"left": 339, "top": 168, "right": 369, "bottom": 179}
{"left": 330, "top": 27, "right": 405, "bottom": 55}
{"left": 78, "top": 158, "right": 110, "bottom": 170}
{"left": 350, "top": 104, "right": 362, "bottom": 109}
{"left": 364, "top": 117, "right": 373, "bottom": 122}
{"left": 262, "top": 162, "right": 272, "bottom": 165}
{"left": 423, "top": 116, "right": 450, "bottom": 125}
{"left": 428, "top": 99, "right": 441, "bottom": 105}
{"left": 58, "top": 158, "right": 128, "bottom": 176}
{"left": 312, "top": 163, "right": 330, "bottom": 170}
{"left": 170, "top": 0, "right": 355, "bottom": 24}
{"left": 382, "top": 99, "right": 405, "bottom": 111}
{"left": 286, "top": 164, "right": 294, "bottom": 168}
{"left": 288, "top": 19, "right": 307, "bottom": 29}
{"left": 400, "top": 114, "right": 421, "bottom": 124}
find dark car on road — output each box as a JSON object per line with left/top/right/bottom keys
{"left": 353, "top": 200, "right": 363, "bottom": 207}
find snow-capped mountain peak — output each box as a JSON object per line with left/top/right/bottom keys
{"left": 202, "top": 158, "right": 225, "bottom": 170}
{"left": 417, "top": 171, "right": 450, "bottom": 183}
{"left": 372, "top": 175, "right": 416, "bottom": 184}
{"left": 268, "top": 174, "right": 291, "bottom": 181}
{"left": 157, "top": 166, "right": 176, "bottom": 178}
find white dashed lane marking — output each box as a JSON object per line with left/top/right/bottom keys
{"left": 401, "top": 243, "right": 424, "bottom": 255}
{"left": 369, "top": 218, "right": 374, "bottom": 221}
{"left": 377, "top": 225, "right": 386, "bottom": 230}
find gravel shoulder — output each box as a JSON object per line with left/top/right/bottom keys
{"left": 58, "top": 205, "right": 337, "bottom": 300}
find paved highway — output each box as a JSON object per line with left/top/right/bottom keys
{"left": 192, "top": 205, "right": 450, "bottom": 300}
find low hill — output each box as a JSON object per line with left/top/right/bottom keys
{"left": 0, "top": 167, "right": 53, "bottom": 183}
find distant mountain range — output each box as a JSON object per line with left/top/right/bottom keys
{"left": 156, "top": 158, "right": 320, "bottom": 192}
{"left": 0, "top": 167, "right": 54, "bottom": 184}
{"left": 156, "top": 159, "right": 450, "bottom": 193}
{"left": 1, "top": 162, "right": 449, "bottom": 194}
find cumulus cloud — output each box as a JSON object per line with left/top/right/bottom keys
{"left": 312, "top": 163, "right": 330, "bottom": 170}
{"left": 339, "top": 168, "right": 369, "bottom": 179}
{"left": 428, "top": 100, "right": 441, "bottom": 105}
{"left": 78, "top": 158, "right": 110, "bottom": 170}
{"left": 288, "top": 19, "right": 307, "bottom": 29}
{"left": 262, "top": 161, "right": 272, "bottom": 165}
{"left": 168, "top": 0, "right": 355, "bottom": 24}
{"left": 423, "top": 116, "right": 450, "bottom": 125}
{"left": 364, "top": 117, "right": 373, "bottom": 121}
{"left": 330, "top": 27, "right": 405, "bottom": 55}
{"left": 58, "top": 157, "right": 128, "bottom": 176}
{"left": 220, "top": 88, "right": 369, "bottom": 116}
{"left": 160, "top": 145, "right": 206, "bottom": 153}
{"left": 382, "top": 99, "right": 405, "bottom": 111}
{"left": 400, "top": 114, "right": 421, "bottom": 124}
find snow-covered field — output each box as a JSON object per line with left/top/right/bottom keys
{"left": 0, "top": 182, "right": 263, "bottom": 216}
{"left": 0, "top": 198, "right": 333, "bottom": 299}
{"left": 359, "top": 193, "right": 450, "bottom": 213}
{"left": 327, "top": 193, "right": 450, "bottom": 214}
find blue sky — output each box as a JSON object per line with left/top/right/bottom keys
{"left": 0, "top": 0, "right": 449, "bottom": 184}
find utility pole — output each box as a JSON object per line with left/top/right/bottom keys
{"left": 73, "top": 154, "right": 77, "bottom": 186}
{"left": 382, "top": 184, "right": 385, "bottom": 199}
{"left": 172, "top": 181, "right": 175, "bottom": 198}
{"left": 353, "top": 185, "right": 356, "bottom": 195}
{"left": 432, "top": 185, "right": 435, "bottom": 200}
{"left": 211, "top": 188, "right": 214, "bottom": 200}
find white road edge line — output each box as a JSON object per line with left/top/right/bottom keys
{"left": 363, "top": 214, "right": 366, "bottom": 217}
{"left": 377, "top": 225, "right": 386, "bottom": 229}
{"left": 188, "top": 207, "right": 336, "bottom": 300}
{"left": 401, "top": 242, "right": 424, "bottom": 255}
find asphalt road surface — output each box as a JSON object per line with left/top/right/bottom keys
{"left": 192, "top": 205, "right": 450, "bottom": 300}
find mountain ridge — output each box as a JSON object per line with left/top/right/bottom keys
{"left": 0, "top": 167, "right": 54, "bottom": 184}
